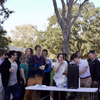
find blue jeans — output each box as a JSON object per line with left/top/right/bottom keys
{"left": 4, "top": 83, "right": 20, "bottom": 100}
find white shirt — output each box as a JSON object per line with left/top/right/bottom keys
{"left": 78, "top": 60, "right": 91, "bottom": 78}
{"left": 53, "top": 60, "right": 68, "bottom": 78}
{"left": 53, "top": 60, "right": 68, "bottom": 85}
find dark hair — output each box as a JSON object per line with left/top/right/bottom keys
{"left": 42, "top": 49, "right": 48, "bottom": 55}
{"left": 16, "top": 51, "right": 22, "bottom": 58}
{"left": 9, "top": 51, "right": 17, "bottom": 58}
{"left": 28, "top": 48, "right": 33, "bottom": 57}
{"left": 5, "top": 53, "right": 9, "bottom": 56}
{"left": 89, "top": 50, "right": 95, "bottom": 54}
{"left": 75, "top": 51, "right": 80, "bottom": 55}
{"left": 63, "top": 53, "right": 67, "bottom": 57}
{"left": 35, "top": 45, "right": 41, "bottom": 50}
{"left": 57, "top": 53, "right": 64, "bottom": 59}
{"left": 70, "top": 53, "right": 78, "bottom": 61}
{"left": 0, "top": 51, "right": 5, "bottom": 57}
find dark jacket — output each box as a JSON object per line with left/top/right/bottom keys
{"left": 27, "top": 55, "right": 49, "bottom": 78}
{"left": 0, "top": 59, "right": 19, "bottom": 87}
{"left": 88, "top": 59, "right": 100, "bottom": 82}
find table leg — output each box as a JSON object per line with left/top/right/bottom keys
{"left": 32, "top": 91, "right": 34, "bottom": 100}
{"left": 32, "top": 90, "right": 37, "bottom": 100}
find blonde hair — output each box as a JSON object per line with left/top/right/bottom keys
{"left": 19, "top": 54, "right": 27, "bottom": 63}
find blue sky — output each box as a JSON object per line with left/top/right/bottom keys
{"left": 3, "top": 0, "right": 100, "bottom": 37}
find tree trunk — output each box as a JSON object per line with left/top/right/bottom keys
{"left": 62, "top": 27, "right": 70, "bottom": 59}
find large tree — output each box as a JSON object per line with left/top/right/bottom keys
{"left": 52, "top": 0, "right": 88, "bottom": 58}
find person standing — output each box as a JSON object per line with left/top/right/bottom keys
{"left": 63, "top": 53, "right": 69, "bottom": 65}
{"left": 19, "top": 54, "right": 29, "bottom": 100}
{"left": 75, "top": 51, "right": 82, "bottom": 59}
{"left": 24, "top": 45, "right": 49, "bottom": 100}
{"left": 88, "top": 50, "right": 100, "bottom": 100}
{"left": 71, "top": 53, "right": 91, "bottom": 100}
{"left": 0, "top": 51, "right": 6, "bottom": 100}
{"left": 53, "top": 53, "right": 68, "bottom": 100}
{"left": 41, "top": 49, "right": 52, "bottom": 100}
{"left": 0, "top": 51, "right": 20, "bottom": 100}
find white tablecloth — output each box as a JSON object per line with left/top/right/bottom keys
{"left": 25, "top": 86, "right": 98, "bottom": 93}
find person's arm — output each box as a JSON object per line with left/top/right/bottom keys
{"left": 53, "top": 61, "right": 63, "bottom": 72}
{"left": 62, "top": 61, "right": 68, "bottom": 75}
{"left": 94, "top": 60, "right": 100, "bottom": 83}
{"left": 0, "top": 61, "right": 10, "bottom": 74}
{"left": 42, "top": 57, "right": 49, "bottom": 70}
{"left": 79, "top": 66, "right": 87, "bottom": 76}
{"left": 20, "top": 68, "right": 26, "bottom": 84}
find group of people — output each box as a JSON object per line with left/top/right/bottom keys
{"left": 0, "top": 44, "right": 99, "bottom": 100}
{"left": 0, "top": 45, "right": 52, "bottom": 100}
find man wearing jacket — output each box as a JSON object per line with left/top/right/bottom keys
{"left": 88, "top": 50, "right": 100, "bottom": 100}
{"left": 0, "top": 51, "right": 6, "bottom": 100}
{"left": 24, "top": 45, "right": 49, "bottom": 100}
{"left": 0, "top": 50, "right": 20, "bottom": 100}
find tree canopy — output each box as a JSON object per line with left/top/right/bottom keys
{"left": 0, "top": 0, "right": 13, "bottom": 49}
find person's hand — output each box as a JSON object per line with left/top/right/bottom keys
{"left": 39, "top": 66, "right": 45, "bottom": 70}
{"left": 24, "top": 80, "right": 26, "bottom": 85}
{"left": 60, "top": 61, "right": 64, "bottom": 65}
{"left": 46, "top": 61, "right": 49, "bottom": 64}
{"left": 9, "top": 67, "right": 14, "bottom": 72}
{"left": 63, "top": 71, "right": 68, "bottom": 75}
{"left": 25, "top": 62, "right": 28, "bottom": 66}
{"left": 94, "top": 81, "right": 98, "bottom": 85}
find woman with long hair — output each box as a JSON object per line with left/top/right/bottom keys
{"left": 19, "top": 54, "right": 29, "bottom": 100}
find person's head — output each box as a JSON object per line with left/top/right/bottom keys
{"left": 88, "top": 50, "right": 96, "bottom": 60}
{"left": 16, "top": 51, "right": 22, "bottom": 59}
{"left": 63, "top": 53, "right": 67, "bottom": 60}
{"left": 35, "top": 45, "right": 41, "bottom": 56}
{"left": 5, "top": 53, "right": 9, "bottom": 58}
{"left": 25, "top": 48, "right": 28, "bottom": 55}
{"left": 19, "top": 54, "right": 27, "bottom": 63}
{"left": 27, "top": 48, "right": 33, "bottom": 58}
{"left": 70, "top": 53, "right": 79, "bottom": 63}
{"left": 57, "top": 53, "right": 64, "bottom": 62}
{"left": 75, "top": 51, "right": 82, "bottom": 58}
{"left": 0, "top": 51, "right": 6, "bottom": 59}
{"left": 9, "top": 51, "right": 17, "bottom": 61}
{"left": 42, "top": 49, "right": 48, "bottom": 57}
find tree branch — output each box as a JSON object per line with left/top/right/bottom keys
{"left": 53, "top": 0, "right": 64, "bottom": 29}
{"left": 73, "top": 0, "right": 78, "bottom": 5}
{"left": 61, "top": 0, "right": 66, "bottom": 20}
{"left": 66, "top": 0, "right": 69, "bottom": 6}
{"left": 71, "top": 0, "right": 89, "bottom": 26}
{"left": 52, "top": 0, "right": 62, "bottom": 24}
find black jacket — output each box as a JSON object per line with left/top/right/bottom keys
{"left": 27, "top": 55, "right": 49, "bottom": 78}
{"left": 0, "top": 59, "right": 19, "bottom": 87}
{"left": 88, "top": 59, "right": 100, "bottom": 82}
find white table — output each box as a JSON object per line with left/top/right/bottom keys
{"left": 25, "top": 86, "right": 98, "bottom": 100}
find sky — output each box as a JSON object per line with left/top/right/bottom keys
{"left": 3, "top": 0, "right": 100, "bottom": 37}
